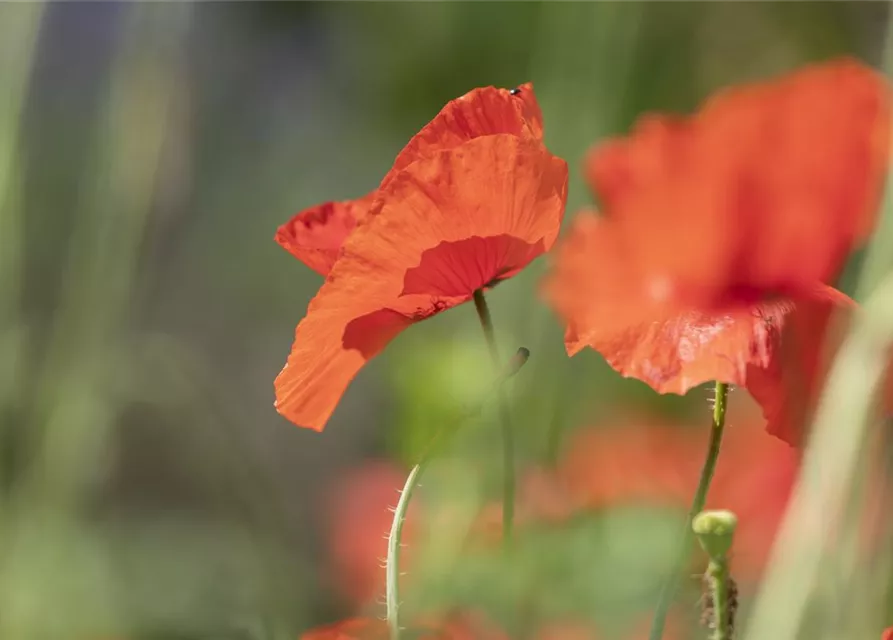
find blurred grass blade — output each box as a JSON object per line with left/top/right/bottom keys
{"left": 0, "top": 3, "right": 44, "bottom": 316}
{"left": 744, "top": 11, "right": 893, "bottom": 639}
{"left": 0, "top": 4, "right": 45, "bottom": 417}
{"left": 24, "top": 2, "right": 192, "bottom": 508}
{"left": 743, "top": 265, "right": 893, "bottom": 639}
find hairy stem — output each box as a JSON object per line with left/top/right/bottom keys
{"left": 649, "top": 381, "right": 729, "bottom": 640}
{"left": 387, "top": 462, "right": 424, "bottom": 640}
{"left": 707, "top": 559, "right": 733, "bottom": 640}
{"left": 472, "top": 288, "right": 515, "bottom": 545}
{"left": 385, "top": 346, "right": 530, "bottom": 640}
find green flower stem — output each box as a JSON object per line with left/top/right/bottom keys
{"left": 649, "top": 381, "right": 729, "bottom": 640}
{"left": 472, "top": 288, "right": 515, "bottom": 545}
{"left": 385, "top": 346, "right": 530, "bottom": 640}
{"left": 387, "top": 461, "right": 424, "bottom": 640}
{"left": 694, "top": 510, "right": 738, "bottom": 640}
{"left": 706, "top": 557, "right": 732, "bottom": 640}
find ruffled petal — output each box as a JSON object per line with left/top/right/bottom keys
{"left": 357, "top": 132, "right": 567, "bottom": 297}
{"left": 545, "top": 213, "right": 787, "bottom": 393}
{"left": 745, "top": 285, "right": 856, "bottom": 445}
{"left": 274, "top": 194, "right": 374, "bottom": 276}
{"left": 277, "top": 83, "right": 547, "bottom": 277}
{"left": 387, "top": 82, "right": 544, "bottom": 184}
{"left": 546, "top": 215, "right": 870, "bottom": 445}
{"left": 276, "top": 135, "right": 567, "bottom": 431}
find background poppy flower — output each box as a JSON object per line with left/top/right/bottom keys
{"left": 300, "top": 612, "right": 507, "bottom": 640}
{"left": 544, "top": 59, "right": 891, "bottom": 444}
{"left": 276, "top": 85, "right": 567, "bottom": 431}
{"left": 557, "top": 405, "right": 798, "bottom": 582}
{"left": 323, "top": 460, "right": 420, "bottom": 607}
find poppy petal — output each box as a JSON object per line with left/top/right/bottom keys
{"left": 388, "top": 82, "right": 544, "bottom": 182}
{"left": 698, "top": 58, "right": 891, "bottom": 292}
{"left": 275, "top": 134, "right": 567, "bottom": 431}
{"left": 278, "top": 83, "right": 546, "bottom": 277}
{"left": 746, "top": 285, "right": 856, "bottom": 445}
{"left": 583, "top": 58, "right": 890, "bottom": 306}
{"left": 274, "top": 194, "right": 375, "bottom": 276}
{"left": 543, "top": 211, "right": 673, "bottom": 353}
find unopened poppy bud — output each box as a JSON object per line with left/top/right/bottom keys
{"left": 692, "top": 509, "right": 737, "bottom": 560}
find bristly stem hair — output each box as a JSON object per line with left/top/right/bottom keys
{"left": 648, "top": 381, "right": 730, "bottom": 640}
{"left": 472, "top": 288, "right": 515, "bottom": 545}
{"left": 385, "top": 345, "right": 530, "bottom": 640}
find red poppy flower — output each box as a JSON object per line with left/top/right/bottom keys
{"left": 883, "top": 627, "right": 893, "bottom": 640}
{"left": 544, "top": 59, "right": 891, "bottom": 444}
{"left": 275, "top": 83, "right": 567, "bottom": 431}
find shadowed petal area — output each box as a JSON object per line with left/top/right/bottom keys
{"left": 275, "top": 134, "right": 567, "bottom": 431}
{"left": 274, "top": 194, "right": 375, "bottom": 276}
{"left": 746, "top": 285, "right": 856, "bottom": 445}
{"left": 402, "top": 235, "right": 544, "bottom": 297}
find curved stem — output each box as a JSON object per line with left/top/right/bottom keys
{"left": 648, "top": 381, "right": 729, "bottom": 640}
{"left": 472, "top": 289, "right": 515, "bottom": 545}
{"left": 385, "top": 346, "right": 530, "bottom": 640}
{"left": 387, "top": 462, "right": 424, "bottom": 640}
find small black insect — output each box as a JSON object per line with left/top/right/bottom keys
{"left": 509, "top": 87, "right": 522, "bottom": 96}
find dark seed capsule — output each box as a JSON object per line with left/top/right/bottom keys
{"left": 509, "top": 87, "right": 521, "bottom": 96}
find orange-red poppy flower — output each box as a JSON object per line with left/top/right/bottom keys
{"left": 275, "top": 83, "right": 567, "bottom": 431}
{"left": 883, "top": 627, "right": 893, "bottom": 640}
{"left": 544, "top": 59, "right": 891, "bottom": 445}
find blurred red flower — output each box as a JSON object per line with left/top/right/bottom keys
{"left": 324, "top": 460, "right": 420, "bottom": 606}
{"left": 534, "top": 612, "right": 686, "bottom": 640}
{"left": 300, "top": 612, "right": 508, "bottom": 640}
{"left": 544, "top": 59, "right": 891, "bottom": 445}
{"left": 558, "top": 400, "right": 798, "bottom": 580}
{"left": 472, "top": 467, "right": 579, "bottom": 543}
{"left": 275, "top": 83, "right": 567, "bottom": 431}
{"left": 882, "top": 627, "right": 893, "bottom": 640}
